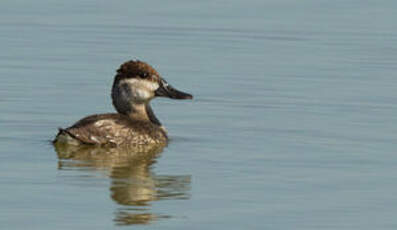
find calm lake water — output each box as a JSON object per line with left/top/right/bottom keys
{"left": 1, "top": 0, "right": 397, "bottom": 229}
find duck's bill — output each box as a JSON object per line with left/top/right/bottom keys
{"left": 155, "top": 79, "right": 193, "bottom": 99}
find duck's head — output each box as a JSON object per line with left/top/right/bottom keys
{"left": 111, "top": 60, "right": 192, "bottom": 114}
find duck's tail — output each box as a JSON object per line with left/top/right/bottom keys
{"left": 53, "top": 128, "right": 81, "bottom": 145}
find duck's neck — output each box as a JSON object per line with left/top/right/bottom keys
{"left": 111, "top": 85, "right": 164, "bottom": 128}
{"left": 124, "top": 102, "right": 162, "bottom": 127}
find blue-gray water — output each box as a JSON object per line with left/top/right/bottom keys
{"left": 1, "top": 0, "right": 397, "bottom": 229}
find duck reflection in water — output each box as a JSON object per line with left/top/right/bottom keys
{"left": 55, "top": 143, "right": 191, "bottom": 225}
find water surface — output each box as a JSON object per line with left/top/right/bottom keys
{"left": 1, "top": 0, "right": 397, "bottom": 229}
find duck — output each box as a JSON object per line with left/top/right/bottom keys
{"left": 53, "top": 60, "right": 193, "bottom": 147}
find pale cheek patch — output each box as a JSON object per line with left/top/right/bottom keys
{"left": 119, "top": 79, "right": 158, "bottom": 101}
{"left": 122, "top": 78, "right": 159, "bottom": 90}
{"left": 135, "top": 88, "right": 151, "bottom": 99}
{"left": 143, "top": 79, "right": 159, "bottom": 91}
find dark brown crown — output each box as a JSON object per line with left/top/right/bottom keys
{"left": 115, "top": 60, "right": 160, "bottom": 82}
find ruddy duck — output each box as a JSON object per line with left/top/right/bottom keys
{"left": 53, "top": 60, "right": 192, "bottom": 146}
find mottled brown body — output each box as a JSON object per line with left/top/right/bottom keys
{"left": 55, "top": 114, "right": 167, "bottom": 146}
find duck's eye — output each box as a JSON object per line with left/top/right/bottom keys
{"left": 138, "top": 71, "right": 149, "bottom": 79}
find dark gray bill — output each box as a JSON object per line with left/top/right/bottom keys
{"left": 155, "top": 79, "right": 193, "bottom": 99}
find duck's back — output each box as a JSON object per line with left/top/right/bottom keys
{"left": 54, "top": 113, "right": 167, "bottom": 146}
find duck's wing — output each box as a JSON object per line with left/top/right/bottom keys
{"left": 54, "top": 113, "right": 132, "bottom": 146}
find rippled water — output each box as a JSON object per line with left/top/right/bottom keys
{"left": 1, "top": 0, "right": 397, "bottom": 229}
